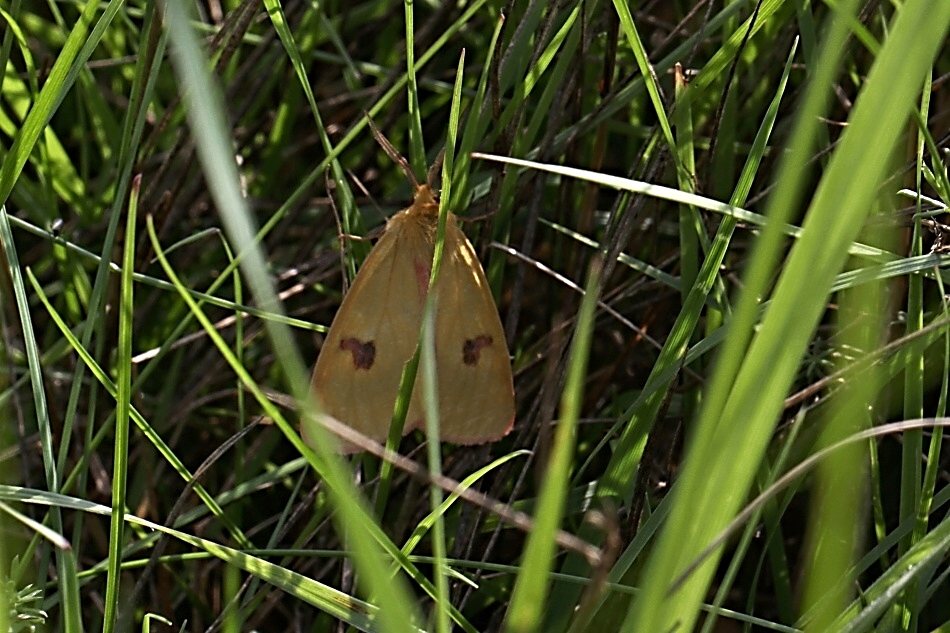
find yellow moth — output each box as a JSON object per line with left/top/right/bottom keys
{"left": 307, "top": 179, "right": 515, "bottom": 453}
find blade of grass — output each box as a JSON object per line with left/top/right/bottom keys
{"left": 0, "top": 486, "right": 388, "bottom": 630}
{"left": 798, "top": 236, "right": 890, "bottom": 629}
{"left": 1, "top": 216, "right": 319, "bottom": 332}
{"left": 474, "top": 154, "right": 897, "bottom": 263}
{"left": 833, "top": 511, "right": 950, "bottom": 632}
{"left": 453, "top": 13, "right": 506, "bottom": 210}
{"left": 611, "top": 0, "right": 678, "bottom": 173}
{"left": 101, "top": 174, "right": 139, "bottom": 633}
{"left": 546, "top": 0, "right": 786, "bottom": 157}
{"left": 0, "top": 206, "right": 82, "bottom": 630}
{"left": 400, "top": 451, "right": 528, "bottom": 558}
{"left": 403, "top": 0, "right": 425, "bottom": 178}
{"left": 486, "top": 1, "right": 582, "bottom": 295}
{"left": 417, "top": 50, "right": 466, "bottom": 633}
{"left": 0, "top": 500, "right": 69, "bottom": 551}
{"left": 162, "top": 3, "right": 427, "bottom": 628}
{"left": 897, "top": 60, "right": 940, "bottom": 633}
{"left": 504, "top": 257, "right": 601, "bottom": 633}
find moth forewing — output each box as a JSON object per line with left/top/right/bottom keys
{"left": 310, "top": 206, "right": 428, "bottom": 452}
{"left": 430, "top": 219, "right": 515, "bottom": 443}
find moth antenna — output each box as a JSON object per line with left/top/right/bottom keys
{"left": 364, "top": 113, "right": 420, "bottom": 189}
{"left": 426, "top": 148, "right": 446, "bottom": 189}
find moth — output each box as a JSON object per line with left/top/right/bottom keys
{"left": 306, "top": 165, "right": 515, "bottom": 453}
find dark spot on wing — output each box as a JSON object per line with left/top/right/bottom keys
{"left": 340, "top": 338, "right": 376, "bottom": 370}
{"left": 462, "top": 335, "right": 493, "bottom": 366}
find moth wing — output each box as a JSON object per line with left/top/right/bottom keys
{"left": 428, "top": 218, "right": 515, "bottom": 444}
{"left": 309, "top": 211, "right": 431, "bottom": 452}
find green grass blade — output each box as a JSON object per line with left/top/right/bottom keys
{"left": 504, "top": 258, "right": 601, "bottom": 632}
{"left": 0, "top": 206, "right": 82, "bottom": 630}
{"left": 101, "top": 174, "right": 139, "bottom": 633}
{"left": 403, "top": 0, "right": 425, "bottom": 177}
